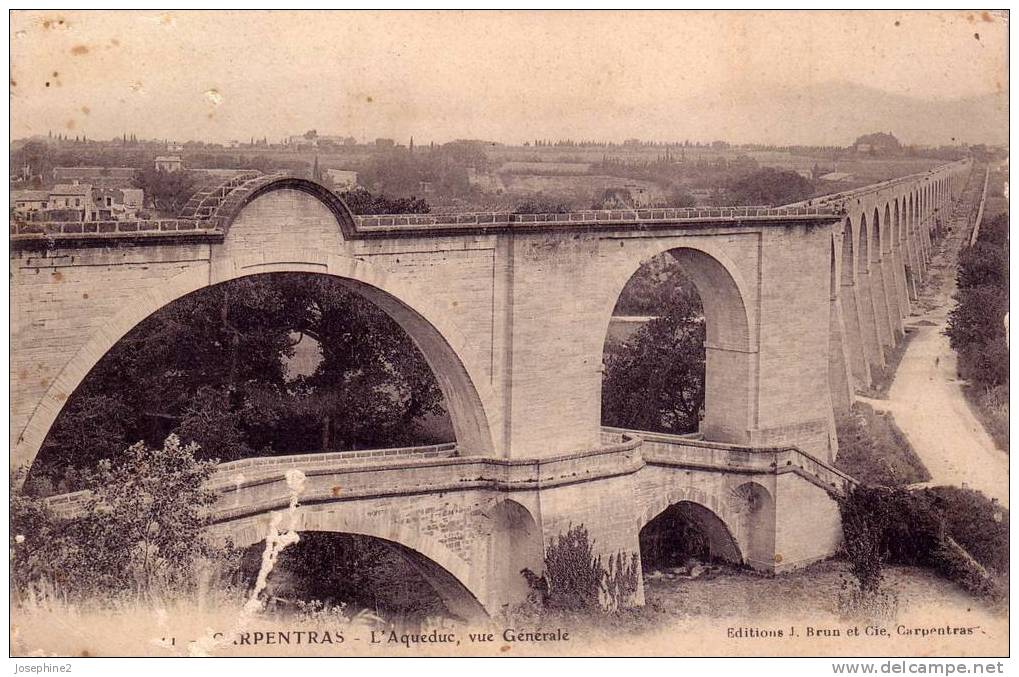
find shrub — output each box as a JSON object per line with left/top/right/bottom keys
{"left": 11, "top": 435, "right": 230, "bottom": 604}
{"left": 834, "top": 404, "right": 930, "bottom": 487}
{"left": 957, "top": 242, "right": 1008, "bottom": 290}
{"left": 926, "top": 486, "right": 1009, "bottom": 576}
{"left": 513, "top": 196, "right": 571, "bottom": 214}
{"left": 837, "top": 484, "right": 1007, "bottom": 601}
{"left": 523, "top": 524, "right": 640, "bottom": 613}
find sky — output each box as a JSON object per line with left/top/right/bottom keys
{"left": 9, "top": 10, "right": 1010, "bottom": 146}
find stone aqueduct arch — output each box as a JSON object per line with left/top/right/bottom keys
{"left": 13, "top": 183, "right": 503, "bottom": 474}
{"left": 599, "top": 242, "right": 755, "bottom": 444}
{"left": 13, "top": 250, "right": 499, "bottom": 472}
{"left": 211, "top": 507, "right": 490, "bottom": 620}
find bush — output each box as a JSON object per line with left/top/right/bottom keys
{"left": 977, "top": 212, "right": 1009, "bottom": 248}
{"left": 513, "top": 196, "right": 571, "bottom": 214}
{"left": 11, "top": 435, "right": 231, "bottom": 604}
{"left": 926, "top": 486, "right": 1009, "bottom": 576}
{"left": 947, "top": 208, "right": 1009, "bottom": 395}
{"left": 834, "top": 403, "right": 930, "bottom": 487}
{"left": 837, "top": 484, "right": 1007, "bottom": 601}
{"left": 957, "top": 242, "right": 1008, "bottom": 290}
{"left": 523, "top": 524, "right": 640, "bottom": 613}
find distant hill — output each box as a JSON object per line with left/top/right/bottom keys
{"left": 688, "top": 81, "right": 1008, "bottom": 147}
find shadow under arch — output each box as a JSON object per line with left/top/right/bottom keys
{"left": 14, "top": 254, "right": 497, "bottom": 477}
{"left": 485, "top": 499, "right": 544, "bottom": 612}
{"left": 236, "top": 527, "right": 488, "bottom": 622}
{"left": 638, "top": 499, "right": 743, "bottom": 569}
{"left": 599, "top": 243, "right": 755, "bottom": 444}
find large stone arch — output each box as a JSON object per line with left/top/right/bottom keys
{"left": 213, "top": 508, "right": 488, "bottom": 620}
{"left": 13, "top": 252, "right": 499, "bottom": 477}
{"left": 870, "top": 207, "right": 893, "bottom": 347}
{"left": 881, "top": 201, "right": 903, "bottom": 335}
{"left": 892, "top": 198, "right": 909, "bottom": 310}
{"left": 839, "top": 216, "right": 869, "bottom": 385}
{"left": 599, "top": 241, "right": 755, "bottom": 444}
{"left": 855, "top": 212, "right": 883, "bottom": 369}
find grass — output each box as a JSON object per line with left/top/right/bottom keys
{"left": 10, "top": 589, "right": 392, "bottom": 657}
{"left": 12, "top": 559, "right": 1006, "bottom": 657}
{"left": 961, "top": 383, "right": 1009, "bottom": 455}
{"left": 860, "top": 328, "right": 918, "bottom": 397}
{"left": 834, "top": 402, "right": 931, "bottom": 487}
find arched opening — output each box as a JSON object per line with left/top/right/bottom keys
{"left": 871, "top": 207, "right": 892, "bottom": 347}
{"left": 236, "top": 530, "right": 486, "bottom": 625}
{"left": 881, "top": 202, "right": 901, "bottom": 329}
{"left": 23, "top": 271, "right": 488, "bottom": 494}
{"left": 883, "top": 203, "right": 893, "bottom": 252}
{"left": 856, "top": 213, "right": 882, "bottom": 370}
{"left": 601, "top": 247, "right": 752, "bottom": 443}
{"left": 730, "top": 482, "right": 775, "bottom": 570}
{"left": 639, "top": 501, "right": 742, "bottom": 577}
{"left": 839, "top": 217, "right": 868, "bottom": 385}
{"left": 487, "top": 500, "right": 543, "bottom": 612}
{"left": 828, "top": 236, "right": 852, "bottom": 409}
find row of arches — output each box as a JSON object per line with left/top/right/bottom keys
{"left": 829, "top": 169, "right": 963, "bottom": 404}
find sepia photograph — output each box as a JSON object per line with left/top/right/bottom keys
{"left": 7, "top": 9, "right": 1011, "bottom": 662}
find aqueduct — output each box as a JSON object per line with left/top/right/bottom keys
{"left": 12, "top": 158, "right": 972, "bottom": 616}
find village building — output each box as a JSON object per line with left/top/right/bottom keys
{"left": 154, "top": 155, "right": 184, "bottom": 172}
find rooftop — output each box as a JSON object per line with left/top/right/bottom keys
{"left": 11, "top": 190, "right": 49, "bottom": 201}
{"left": 50, "top": 183, "right": 93, "bottom": 195}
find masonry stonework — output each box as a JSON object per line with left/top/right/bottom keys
{"left": 16, "top": 160, "right": 971, "bottom": 615}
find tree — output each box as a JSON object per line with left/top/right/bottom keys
{"left": 956, "top": 242, "right": 1008, "bottom": 290}
{"left": 12, "top": 435, "right": 222, "bottom": 601}
{"left": 31, "top": 274, "right": 448, "bottom": 490}
{"left": 338, "top": 187, "right": 429, "bottom": 215}
{"left": 132, "top": 167, "right": 197, "bottom": 215}
{"left": 726, "top": 167, "right": 815, "bottom": 206}
{"left": 602, "top": 283, "right": 705, "bottom": 434}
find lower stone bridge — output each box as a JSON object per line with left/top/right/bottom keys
{"left": 47, "top": 431, "right": 852, "bottom": 619}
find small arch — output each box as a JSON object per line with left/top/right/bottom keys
{"left": 841, "top": 217, "right": 855, "bottom": 285}
{"left": 883, "top": 203, "right": 893, "bottom": 252}
{"left": 730, "top": 481, "right": 776, "bottom": 570}
{"left": 871, "top": 208, "right": 882, "bottom": 262}
{"left": 237, "top": 529, "right": 487, "bottom": 621}
{"left": 894, "top": 199, "right": 902, "bottom": 243}
{"left": 857, "top": 213, "right": 870, "bottom": 273}
{"left": 487, "top": 499, "right": 543, "bottom": 611}
{"left": 639, "top": 500, "right": 743, "bottom": 571}
{"left": 214, "top": 511, "right": 488, "bottom": 619}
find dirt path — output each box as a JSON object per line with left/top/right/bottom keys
{"left": 859, "top": 180, "right": 1008, "bottom": 507}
